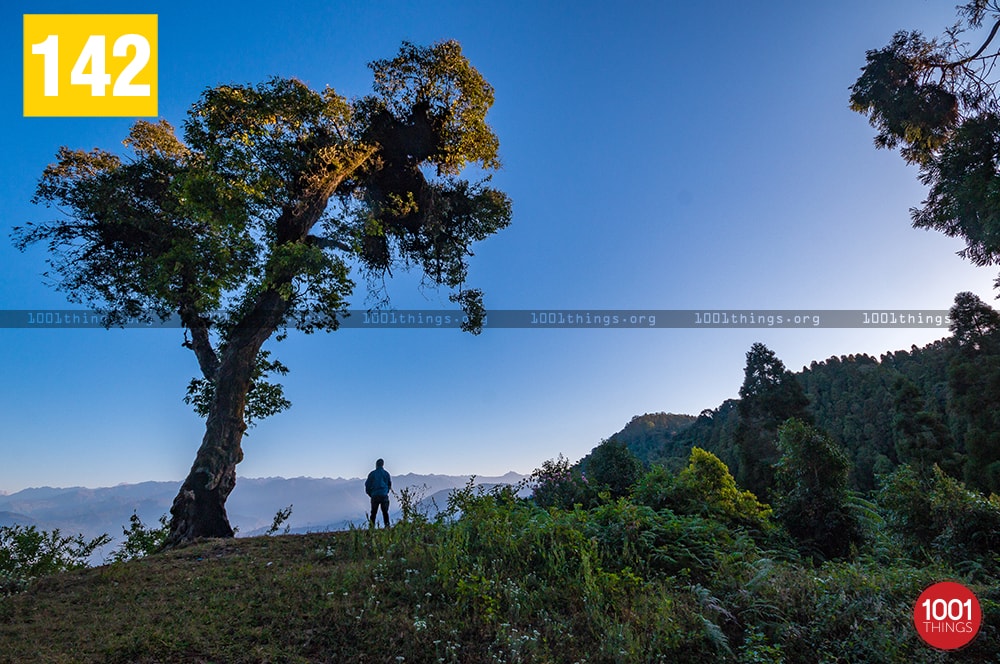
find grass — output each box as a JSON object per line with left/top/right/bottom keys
{"left": 1, "top": 530, "right": 432, "bottom": 663}
{"left": 1, "top": 489, "right": 998, "bottom": 663}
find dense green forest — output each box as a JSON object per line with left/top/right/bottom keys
{"left": 602, "top": 292, "right": 1000, "bottom": 497}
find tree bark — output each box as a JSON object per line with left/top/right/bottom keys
{"left": 165, "top": 331, "right": 264, "bottom": 545}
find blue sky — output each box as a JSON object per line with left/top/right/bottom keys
{"left": 2, "top": 1, "right": 997, "bottom": 493}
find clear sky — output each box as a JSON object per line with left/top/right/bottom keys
{"left": 2, "top": 1, "right": 997, "bottom": 493}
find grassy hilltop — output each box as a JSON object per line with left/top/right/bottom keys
{"left": 2, "top": 478, "right": 998, "bottom": 663}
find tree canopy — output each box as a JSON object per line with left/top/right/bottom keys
{"left": 851, "top": 2, "right": 1000, "bottom": 274}
{"left": 13, "top": 41, "right": 512, "bottom": 545}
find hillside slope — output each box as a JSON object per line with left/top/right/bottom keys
{"left": 2, "top": 511, "right": 996, "bottom": 663}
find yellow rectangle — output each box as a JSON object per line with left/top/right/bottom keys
{"left": 24, "top": 14, "right": 158, "bottom": 117}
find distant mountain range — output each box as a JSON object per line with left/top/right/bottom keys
{"left": 0, "top": 472, "right": 527, "bottom": 557}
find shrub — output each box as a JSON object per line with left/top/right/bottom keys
{"left": 773, "top": 419, "right": 862, "bottom": 559}
{"left": 0, "top": 525, "right": 110, "bottom": 595}
{"left": 530, "top": 454, "right": 597, "bottom": 509}
{"left": 266, "top": 505, "right": 293, "bottom": 535}
{"left": 107, "top": 513, "right": 171, "bottom": 563}
{"left": 878, "top": 463, "right": 1000, "bottom": 573}
{"left": 634, "top": 449, "right": 773, "bottom": 534}
{"left": 585, "top": 438, "right": 644, "bottom": 498}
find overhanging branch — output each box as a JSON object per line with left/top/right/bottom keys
{"left": 947, "top": 19, "right": 1000, "bottom": 69}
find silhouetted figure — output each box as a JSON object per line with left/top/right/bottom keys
{"left": 365, "top": 458, "right": 392, "bottom": 527}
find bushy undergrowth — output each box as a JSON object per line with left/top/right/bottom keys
{"left": 0, "top": 525, "right": 109, "bottom": 596}
{"left": 879, "top": 464, "right": 1000, "bottom": 577}
{"left": 357, "top": 481, "right": 1000, "bottom": 662}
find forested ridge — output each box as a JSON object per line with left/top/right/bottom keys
{"left": 606, "top": 294, "right": 997, "bottom": 497}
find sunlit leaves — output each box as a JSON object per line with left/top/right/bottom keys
{"left": 367, "top": 40, "right": 500, "bottom": 174}
{"left": 184, "top": 77, "right": 366, "bottom": 210}
{"left": 15, "top": 121, "right": 257, "bottom": 327}
{"left": 124, "top": 119, "right": 190, "bottom": 160}
{"left": 675, "top": 448, "right": 772, "bottom": 528}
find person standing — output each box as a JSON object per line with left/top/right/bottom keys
{"left": 365, "top": 458, "right": 392, "bottom": 527}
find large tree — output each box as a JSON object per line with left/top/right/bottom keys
{"left": 850, "top": 1, "right": 1000, "bottom": 274}
{"left": 734, "top": 342, "right": 811, "bottom": 498}
{"left": 13, "top": 41, "right": 512, "bottom": 546}
{"left": 773, "top": 419, "right": 861, "bottom": 560}
{"left": 947, "top": 291, "right": 1000, "bottom": 491}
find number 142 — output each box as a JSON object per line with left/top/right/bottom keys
{"left": 31, "top": 33, "right": 151, "bottom": 97}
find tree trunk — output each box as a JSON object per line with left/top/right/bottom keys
{"left": 163, "top": 164, "right": 361, "bottom": 547}
{"left": 165, "top": 326, "right": 270, "bottom": 546}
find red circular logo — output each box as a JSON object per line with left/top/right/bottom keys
{"left": 914, "top": 581, "right": 982, "bottom": 651}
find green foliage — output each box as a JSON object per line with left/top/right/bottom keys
{"left": 533, "top": 434, "right": 650, "bottom": 511}
{"left": 583, "top": 438, "right": 644, "bottom": 499}
{"left": 912, "top": 113, "right": 1000, "bottom": 266}
{"left": 668, "top": 400, "right": 742, "bottom": 474}
{"left": 849, "top": 30, "right": 959, "bottom": 165}
{"left": 633, "top": 449, "right": 772, "bottom": 533}
{"left": 184, "top": 349, "right": 291, "bottom": 427}
{"left": 605, "top": 412, "right": 697, "bottom": 466}
{"left": 735, "top": 343, "right": 811, "bottom": 498}
{"left": 851, "top": 6, "right": 1000, "bottom": 265}
{"left": 19, "top": 119, "right": 258, "bottom": 327}
{"left": 108, "top": 513, "right": 170, "bottom": 563}
{"left": 3, "top": 491, "right": 1000, "bottom": 661}
{"left": 392, "top": 484, "right": 436, "bottom": 525}
{"left": 350, "top": 41, "right": 512, "bottom": 325}
{"left": 0, "top": 525, "right": 110, "bottom": 595}
{"left": 529, "top": 454, "right": 597, "bottom": 510}
{"left": 365, "top": 40, "right": 500, "bottom": 175}
{"left": 737, "top": 628, "right": 783, "bottom": 664}
{"left": 950, "top": 290, "right": 1000, "bottom": 350}
{"left": 656, "top": 333, "right": 973, "bottom": 494}
{"left": 435, "top": 481, "right": 747, "bottom": 660}
{"left": 774, "top": 419, "right": 862, "bottom": 560}
{"left": 878, "top": 463, "right": 1000, "bottom": 574}
{"left": 13, "top": 41, "right": 512, "bottom": 542}
{"left": 631, "top": 463, "right": 676, "bottom": 510}
{"left": 946, "top": 292, "right": 1000, "bottom": 493}
{"left": 798, "top": 344, "right": 957, "bottom": 491}
{"left": 675, "top": 448, "right": 772, "bottom": 529}
{"left": 584, "top": 499, "right": 738, "bottom": 583}
{"left": 891, "top": 375, "right": 959, "bottom": 474}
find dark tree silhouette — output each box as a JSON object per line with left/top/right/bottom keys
{"left": 851, "top": 2, "right": 1000, "bottom": 277}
